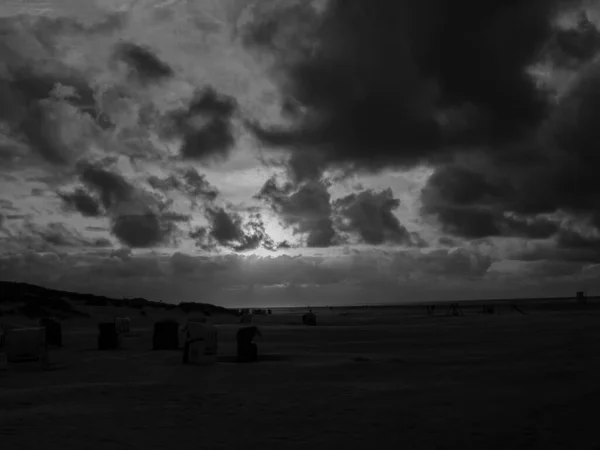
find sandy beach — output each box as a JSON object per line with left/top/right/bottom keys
{"left": 1, "top": 304, "right": 599, "bottom": 449}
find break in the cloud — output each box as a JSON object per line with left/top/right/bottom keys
{"left": 1, "top": 0, "right": 599, "bottom": 305}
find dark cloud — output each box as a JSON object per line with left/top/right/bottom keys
{"left": 256, "top": 177, "right": 337, "bottom": 247}
{"left": 420, "top": 164, "right": 561, "bottom": 239}
{"left": 208, "top": 208, "right": 243, "bottom": 245}
{"left": 519, "top": 259, "right": 589, "bottom": 278}
{"left": 241, "top": 0, "right": 600, "bottom": 264}
{"left": 110, "top": 212, "right": 175, "bottom": 249}
{"left": 58, "top": 188, "right": 102, "bottom": 217}
{"left": 242, "top": 0, "right": 581, "bottom": 180}
{"left": 516, "top": 239, "right": 600, "bottom": 264}
{"left": 286, "top": 151, "right": 329, "bottom": 184}
{"left": 420, "top": 55, "right": 600, "bottom": 261}
{"left": 192, "top": 207, "right": 276, "bottom": 252}
{"left": 333, "top": 188, "right": 422, "bottom": 246}
{"left": 77, "top": 161, "right": 135, "bottom": 209}
{"left": 113, "top": 41, "right": 174, "bottom": 84}
{"left": 59, "top": 161, "right": 186, "bottom": 248}
{"left": 161, "top": 87, "right": 238, "bottom": 161}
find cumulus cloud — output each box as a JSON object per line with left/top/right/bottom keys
{"left": 256, "top": 177, "right": 337, "bottom": 247}
{"left": 420, "top": 164, "right": 562, "bottom": 239}
{"left": 161, "top": 87, "right": 239, "bottom": 161}
{"left": 112, "top": 41, "right": 175, "bottom": 85}
{"left": 334, "top": 188, "right": 424, "bottom": 246}
{"left": 56, "top": 160, "right": 187, "bottom": 248}
{"left": 191, "top": 207, "right": 277, "bottom": 252}
{"left": 256, "top": 178, "right": 424, "bottom": 248}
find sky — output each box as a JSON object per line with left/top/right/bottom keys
{"left": 1, "top": 0, "right": 600, "bottom": 307}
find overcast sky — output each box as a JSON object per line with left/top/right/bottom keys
{"left": 1, "top": 0, "right": 599, "bottom": 307}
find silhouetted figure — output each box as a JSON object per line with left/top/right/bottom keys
{"left": 152, "top": 319, "right": 179, "bottom": 350}
{"left": 236, "top": 326, "right": 261, "bottom": 362}
{"left": 39, "top": 318, "right": 62, "bottom": 347}
{"left": 426, "top": 305, "right": 436, "bottom": 316}
{"left": 98, "top": 322, "right": 120, "bottom": 350}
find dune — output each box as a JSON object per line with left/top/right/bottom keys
{"left": 1, "top": 284, "right": 599, "bottom": 449}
